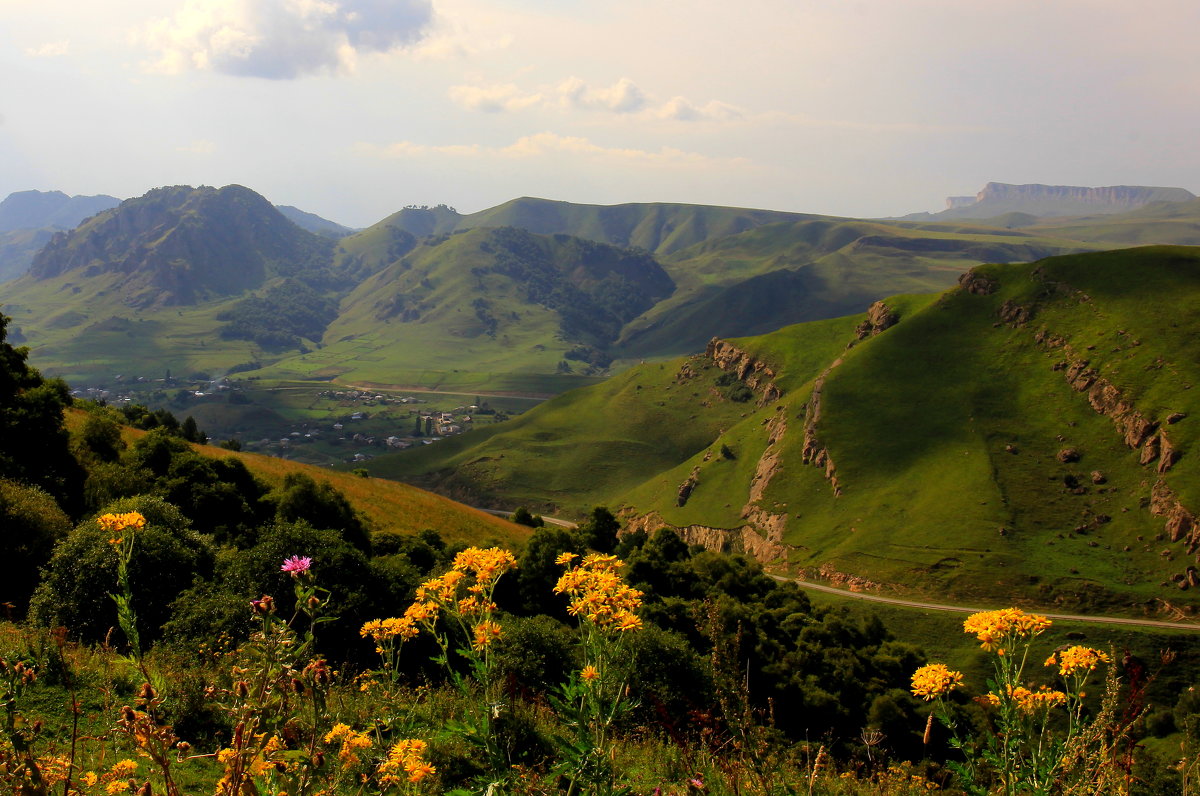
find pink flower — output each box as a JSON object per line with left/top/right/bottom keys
{"left": 281, "top": 555, "right": 312, "bottom": 576}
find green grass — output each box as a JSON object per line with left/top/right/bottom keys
{"left": 386, "top": 246, "right": 1200, "bottom": 611}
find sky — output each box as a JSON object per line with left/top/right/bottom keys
{"left": 2, "top": 0, "right": 1199, "bottom": 228}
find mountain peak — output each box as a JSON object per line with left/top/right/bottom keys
{"left": 28, "top": 184, "right": 333, "bottom": 307}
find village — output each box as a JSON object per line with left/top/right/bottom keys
{"left": 69, "top": 377, "right": 508, "bottom": 468}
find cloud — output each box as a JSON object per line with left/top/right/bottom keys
{"left": 25, "top": 40, "right": 70, "bottom": 58}
{"left": 447, "top": 83, "right": 544, "bottom": 113}
{"left": 447, "top": 76, "right": 744, "bottom": 122}
{"left": 139, "top": 0, "right": 434, "bottom": 79}
{"left": 655, "top": 97, "right": 743, "bottom": 122}
{"left": 556, "top": 77, "right": 646, "bottom": 113}
{"left": 357, "top": 132, "right": 748, "bottom": 168}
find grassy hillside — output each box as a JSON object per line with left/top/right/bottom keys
{"left": 63, "top": 408, "right": 527, "bottom": 546}
{"left": 379, "top": 246, "right": 1200, "bottom": 612}
{"left": 617, "top": 217, "right": 1089, "bottom": 357}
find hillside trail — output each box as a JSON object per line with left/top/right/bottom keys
{"left": 780, "top": 576, "right": 1200, "bottom": 632}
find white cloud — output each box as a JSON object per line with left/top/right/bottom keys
{"left": 655, "top": 96, "right": 743, "bottom": 122}
{"left": 448, "top": 83, "right": 544, "bottom": 113}
{"left": 357, "top": 132, "right": 748, "bottom": 168}
{"left": 25, "top": 40, "right": 71, "bottom": 58}
{"left": 138, "top": 0, "right": 434, "bottom": 79}
{"left": 447, "top": 76, "right": 745, "bottom": 122}
{"left": 556, "top": 77, "right": 646, "bottom": 113}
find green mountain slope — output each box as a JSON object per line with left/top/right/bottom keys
{"left": 616, "top": 218, "right": 1093, "bottom": 357}
{"left": 0, "top": 185, "right": 339, "bottom": 382}
{"left": 258, "top": 227, "right": 674, "bottom": 386}
{"left": 28, "top": 184, "right": 334, "bottom": 306}
{"left": 373, "top": 246, "right": 1200, "bottom": 611}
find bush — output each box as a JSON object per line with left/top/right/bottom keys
{"left": 271, "top": 473, "right": 370, "bottom": 552}
{"left": 0, "top": 478, "right": 72, "bottom": 614}
{"left": 29, "top": 496, "right": 214, "bottom": 645}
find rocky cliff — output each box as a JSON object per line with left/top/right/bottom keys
{"left": 704, "top": 337, "right": 783, "bottom": 404}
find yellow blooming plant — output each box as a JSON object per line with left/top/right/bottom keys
{"left": 100, "top": 511, "right": 148, "bottom": 661}
{"left": 378, "top": 738, "right": 437, "bottom": 792}
{"left": 914, "top": 608, "right": 1120, "bottom": 796}
{"left": 551, "top": 552, "right": 645, "bottom": 794}
{"left": 361, "top": 546, "right": 516, "bottom": 787}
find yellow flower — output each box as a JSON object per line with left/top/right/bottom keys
{"left": 580, "top": 665, "right": 599, "bottom": 683}
{"left": 962, "top": 608, "right": 1050, "bottom": 651}
{"left": 379, "top": 739, "right": 436, "bottom": 787}
{"left": 109, "top": 759, "right": 139, "bottom": 778}
{"left": 98, "top": 512, "right": 146, "bottom": 534}
{"left": 555, "top": 552, "right": 578, "bottom": 566}
{"left": 1047, "top": 646, "right": 1110, "bottom": 677}
{"left": 910, "top": 663, "right": 964, "bottom": 700}
{"left": 472, "top": 620, "right": 503, "bottom": 650}
{"left": 81, "top": 772, "right": 99, "bottom": 787}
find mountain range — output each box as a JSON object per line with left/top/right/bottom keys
{"left": 3, "top": 180, "right": 1200, "bottom": 611}
{"left": 10, "top": 181, "right": 1200, "bottom": 390}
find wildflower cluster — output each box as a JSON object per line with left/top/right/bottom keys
{"left": 324, "top": 723, "right": 373, "bottom": 769}
{"left": 98, "top": 511, "right": 146, "bottom": 544}
{"left": 378, "top": 739, "right": 436, "bottom": 787}
{"left": 910, "top": 663, "right": 963, "bottom": 701}
{"left": 915, "top": 607, "right": 1124, "bottom": 795}
{"left": 962, "top": 607, "right": 1051, "bottom": 653}
{"left": 553, "top": 552, "right": 644, "bottom": 631}
{"left": 979, "top": 684, "right": 1068, "bottom": 713}
{"left": 1046, "top": 645, "right": 1110, "bottom": 677}
{"left": 401, "top": 546, "right": 517, "bottom": 651}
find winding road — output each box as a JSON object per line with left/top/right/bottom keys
{"left": 786, "top": 577, "right": 1200, "bottom": 632}
{"left": 478, "top": 505, "right": 1199, "bottom": 632}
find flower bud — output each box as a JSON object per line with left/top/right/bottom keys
{"left": 234, "top": 680, "right": 250, "bottom": 699}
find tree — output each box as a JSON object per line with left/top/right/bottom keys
{"left": 272, "top": 472, "right": 370, "bottom": 552}
{"left": 0, "top": 478, "right": 71, "bottom": 614}
{"left": 0, "top": 313, "right": 84, "bottom": 511}
{"left": 180, "top": 415, "right": 207, "bottom": 444}
{"left": 579, "top": 506, "right": 620, "bottom": 553}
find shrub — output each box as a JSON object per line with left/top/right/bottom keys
{"left": 0, "top": 478, "right": 72, "bottom": 614}
{"left": 29, "top": 496, "right": 214, "bottom": 645}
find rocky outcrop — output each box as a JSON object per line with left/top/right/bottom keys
{"left": 619, "top": 512, "right": 787, "bottom": 562}
{"left": 676, "top": 466, "right": 701, "bottom": 507}
{"left": 1028, "top": 318, "right": 1194, "bottom": 555}
{"left": 800, "top": 563, "right": 885, "bottom": 593}
{"left": 737, "top": 411, "right": 790, "bottom": 557}
{"left": 958, "top": 269, "right": 999, "bottom": 295}
{"left": 801, "top": 359, "right": 844, "bottom": 496}
{"left": 1151, "top": 481, "right": 1200, "bottom": 552}
{"left": 705, "top": 338, "right": 783, "bottom": 404}
{"left": 854, "top": 301, "right": 899, "bottom": 339}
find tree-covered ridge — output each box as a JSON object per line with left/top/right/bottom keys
{"left": 217, "top": 279, "right": 340, "bottom": 349}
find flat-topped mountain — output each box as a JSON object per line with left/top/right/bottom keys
{"left": 915, "top": 182, "right": 1196, "bottom": 221}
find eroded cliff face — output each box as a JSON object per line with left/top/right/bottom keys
{"left": 705, "top": 337, "right": 783, "bottom": 404}
{"left": 620, "top": 511, "right": 788, "bottom": 561}
{"left": 800, "top": 358, "right": 844, "bottom": 497}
